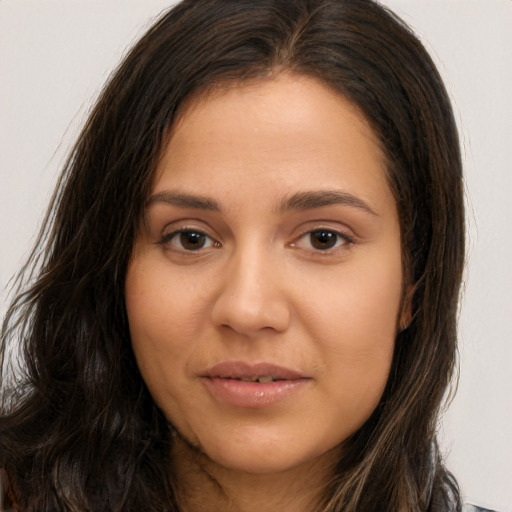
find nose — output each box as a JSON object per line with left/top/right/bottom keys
{"left": 210, "top": 248, "right": 292, "bottom": 336}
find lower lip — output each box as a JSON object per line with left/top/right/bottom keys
{"left": 201, "top": 377, "right": 309, "bottom": 408}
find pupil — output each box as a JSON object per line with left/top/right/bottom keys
{"left": 180, "top": 231, "right": 205, "bottom": 250}
{"left": 311, "top": 230, "right": 337, "bottom": 250}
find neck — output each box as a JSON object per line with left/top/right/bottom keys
{"left": 170, "top": 435, "right": 338, "bottom": 512}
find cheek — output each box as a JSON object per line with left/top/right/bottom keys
{"left": 304, "top": 251, "right": 402, "bottom": 401}
{"left": 124, "top": 259, "right": 202, "bottom": 392}
{"left": 126, "top": 256, "right": 204, "bottom": 339}
{"left": 305, "top": 254, "right": 402, "bottom": 343}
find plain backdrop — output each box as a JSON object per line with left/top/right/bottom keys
{"left": 1, "top": 1, "right": 511, "bottom": 510}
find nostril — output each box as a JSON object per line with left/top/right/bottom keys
{"left": 211, "top": 292, "right": 291, "bottom": 335}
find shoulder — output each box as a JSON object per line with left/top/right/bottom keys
{"left": 465, "top": 505, "right": 500, "bottom": 512}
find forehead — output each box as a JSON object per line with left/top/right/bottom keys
{"left": 153, "top": 73, "right": 392, "bottom": 215}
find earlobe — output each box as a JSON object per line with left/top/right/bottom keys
{"left": 398, "top": 284, "right": 414, "bottom": 331}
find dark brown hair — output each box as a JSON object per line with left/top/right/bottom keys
{"left": 1, "top": 1, "right": 464, "bottom": 510}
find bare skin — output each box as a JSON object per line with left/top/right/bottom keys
{"left": 171, "top": 433, "right": 339, "bottom": 512}
{"left": 125, "top": 73, "right": 406, "bottom": 511}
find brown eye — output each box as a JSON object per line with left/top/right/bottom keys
{"left": 162, "top": 230, "right": 217, "bottom": 251}
{"left": 309, "top": 230, "right": 342, "bottom": 250}
{"left": 180, "top": 231, "right": 207, "bottom": 250}
{"left": 290, "top": 228, "right": 353, "bottom": 253}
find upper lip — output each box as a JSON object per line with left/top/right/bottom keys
{"left": 200, "top": 361, "right": 309, "bottom": 381}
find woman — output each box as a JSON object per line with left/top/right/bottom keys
{"left": 0, "top": 0, "right": 474, "bottom": 510}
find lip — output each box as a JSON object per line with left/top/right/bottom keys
{"left": 200, "top": 361, "right": 311, "bottom": 408}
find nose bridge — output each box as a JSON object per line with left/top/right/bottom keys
{"left": 211, "top": 239, "right": 291, "bottom": 335}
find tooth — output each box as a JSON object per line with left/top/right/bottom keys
{"left": 257, "top": 375, "right": 274, "bottom": 383}
{"left": 240, "top": 377, "right": 253, "bottom": 382}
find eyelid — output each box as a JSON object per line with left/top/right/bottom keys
{"left": 289, "top": 226, "right": 355, "bottom": 252}
{"left": 156, "top": 225, "right": 221, "bottom": 252}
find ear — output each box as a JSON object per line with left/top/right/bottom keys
{"left": 398, "top": 284, "right": 414, "bottom": 331}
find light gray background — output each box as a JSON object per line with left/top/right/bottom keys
{"left": 1, "top": 1, "right": 510, "bottom": 510}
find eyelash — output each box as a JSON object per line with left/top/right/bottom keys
{"left": 157, "top": 227, "right": 354, "bottom": 254}
{"left": 157, "top": 229, "right": 221, "bottom": 251}
{"left": 290, "top": 228, "right": 354, "bottom": 253}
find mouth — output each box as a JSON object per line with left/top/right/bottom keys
{"left": 237, "top": 375, "right": 279, "bottom": 383}
{"left": 200, "top": 361, "right": 311, "bottom": 408}
{"left": 201, "top": 361, "right": 308, "bottom": 382}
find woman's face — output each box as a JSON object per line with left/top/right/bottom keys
{"left": 125, "top": 74, "right": 405, "bottom": 475}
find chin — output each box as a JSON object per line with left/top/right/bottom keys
{"left": 213, "top": 452, "right": 300, "bottom": 475}
{"left": 195, "top": 431, "right": 338, "bottom": 477}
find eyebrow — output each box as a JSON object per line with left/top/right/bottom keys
{"left": 278, "top": 190, "right": 378, "bottom": 216}
{"left": 145, "top": 189, "right": 377, "bottom": 216}
{"left": 146, "top": 192, "right": 221, "bottom": 211}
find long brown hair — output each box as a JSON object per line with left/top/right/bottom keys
{"left": 1, "top": 1, "right": 464, "bottom": 510}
